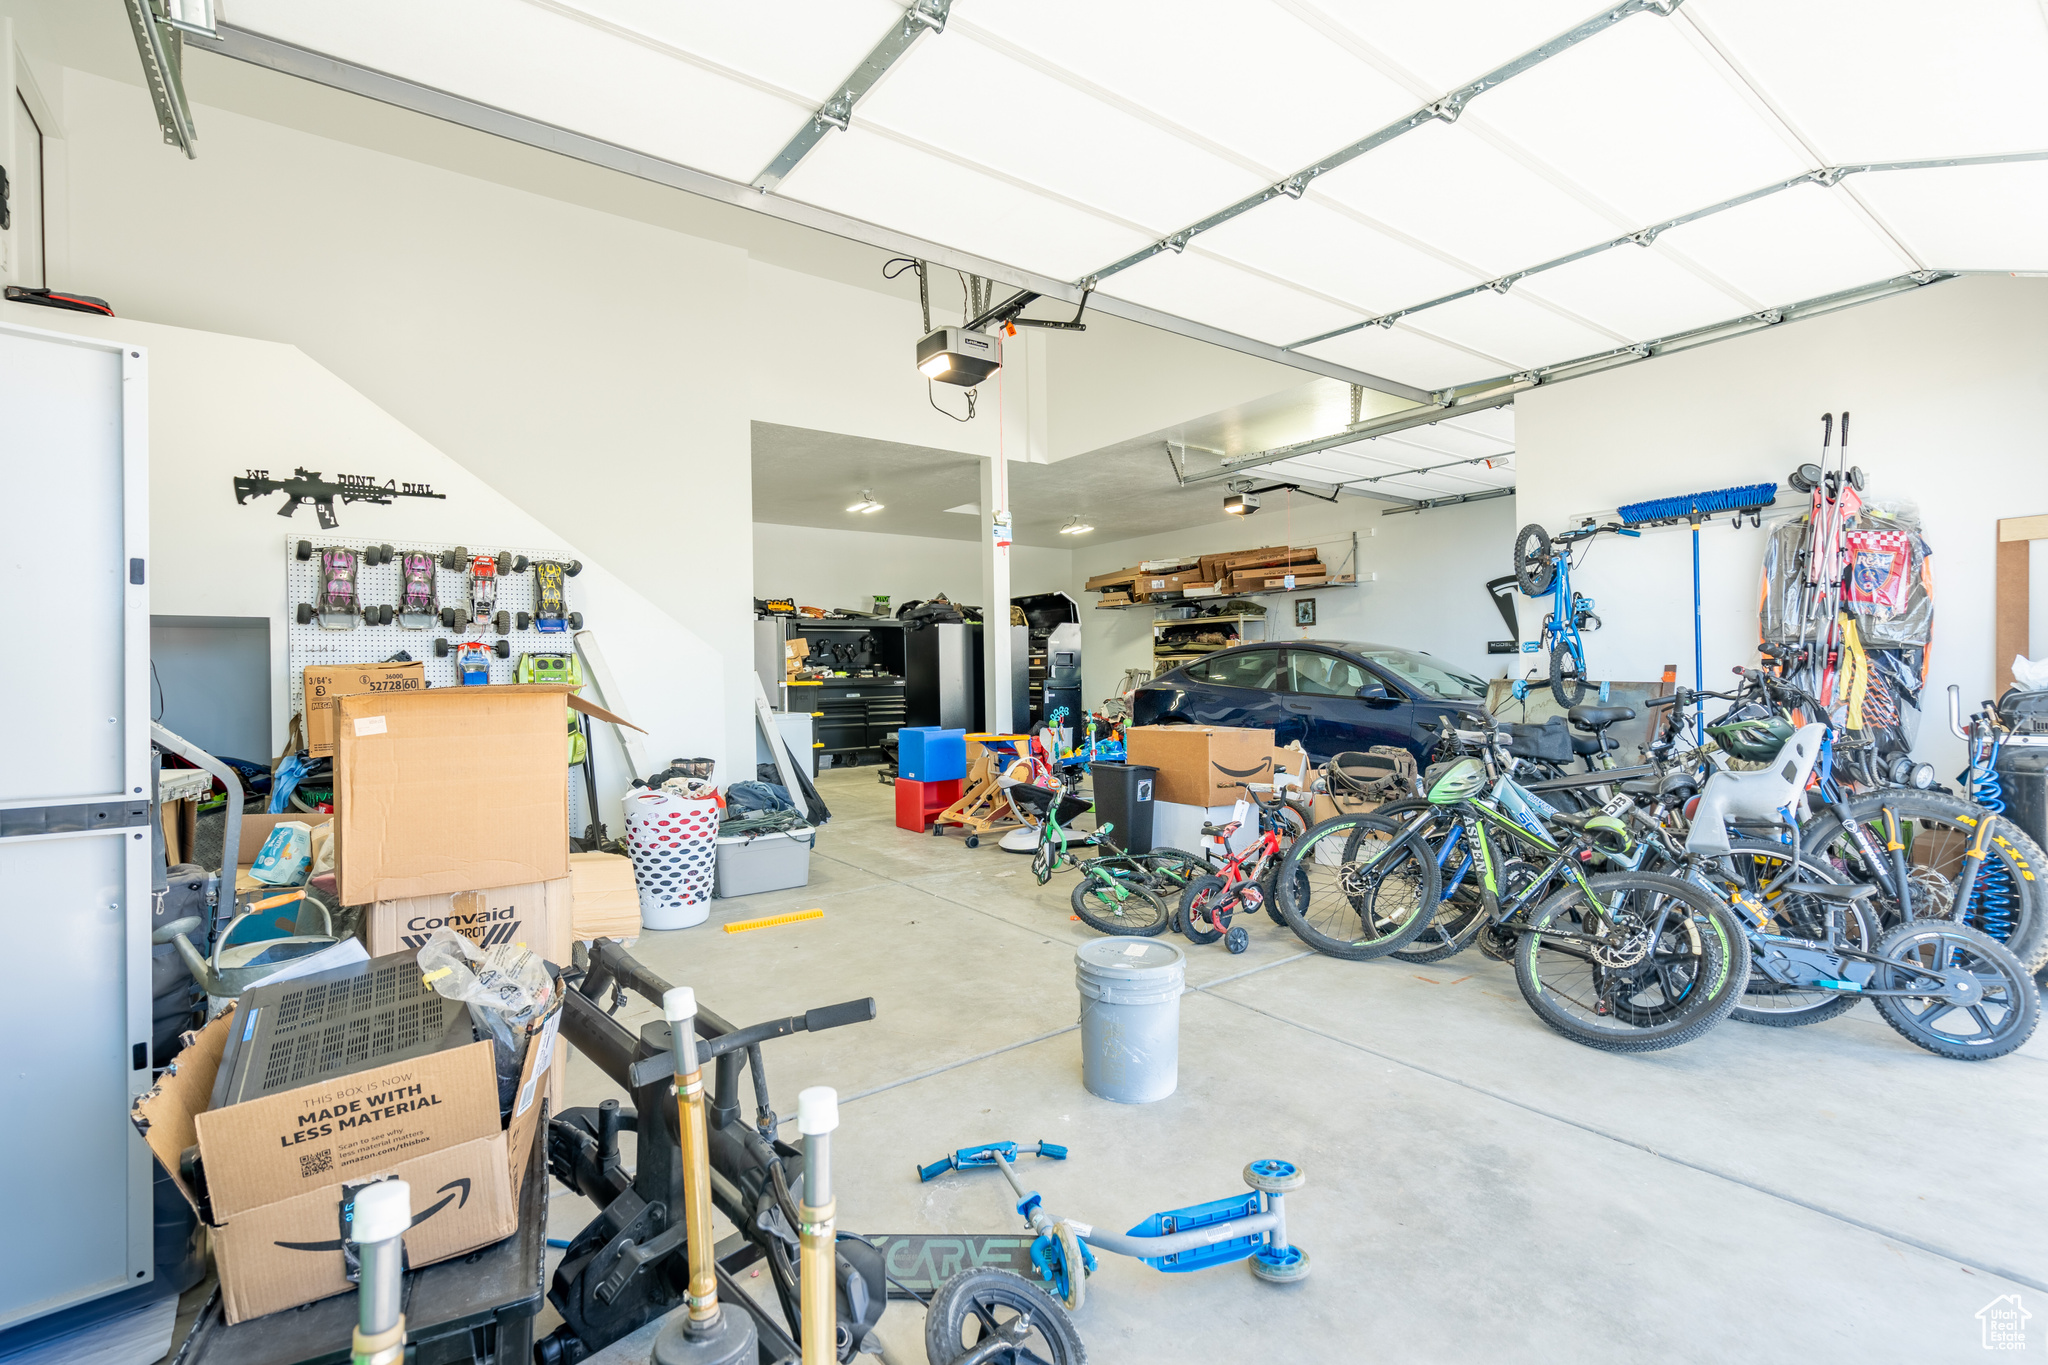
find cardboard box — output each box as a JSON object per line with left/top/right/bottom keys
{"left": 134, "top": 984, "right": 556, "bottom": 1323}
{"left": 1137, "top": 571, "right": 1203, "bottom": 594}
{"left": 1126, "top": 725, "right": 1276, "bottom": 806}
{"left": 1222, "top": 545, "right": 1321, "bottom": 572}
{"left": 569, "top": 851, "right": 640, "bottom": 941}
{"left": 1095, "top": 593, "right": 1132, "bottom": 608}
{"left": 365, "top": 879, "right": 572, "bottom": 962}
{"left": 303, "top": 662, "right": 427, "bottom": 759}
{"left": 1084, "top": 566, "right": 1143, "bottom": 592}
{"left": 333, "top": 684, "right": 637, "bottom": 905}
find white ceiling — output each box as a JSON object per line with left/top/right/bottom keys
{"left": 218, "top": 0, "right": 2048, "bottom": 402}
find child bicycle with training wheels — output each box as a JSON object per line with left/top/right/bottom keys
{"left": 1177, "top": 774, "right": 1307, "bottom": 954}
{"left": 1020, "top": 774, "right": 1220, "bottom": 938}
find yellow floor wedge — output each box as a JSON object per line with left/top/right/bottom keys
{"left": 723, "top": 908, "right": 824, "bottom": 935}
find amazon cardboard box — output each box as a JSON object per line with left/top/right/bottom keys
{"left": 1127, "top": 725, "right": 1275, "bottom": 806}
{"left": 303, "top": 662, "right": 426, "bottom": 758}
{"left": 333, "top": 684, "right": 639, "bottom": 904}
{"left": 133, "top": 983, "right": 558, "bottom": 1323}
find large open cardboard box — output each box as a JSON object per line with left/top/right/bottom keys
{"left": 135, "top": 986, "right": 559, "bottom": 1324}
{"left": 333, "top": 684, "right": 637, "bottom": 905}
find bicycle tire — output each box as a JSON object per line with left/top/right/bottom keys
{"left": 1513, "top": 523, "right": 1555, "bottom": 596}
{"left": 1364, "top": 800, "right": 1491, "bottom": 963}
{"left": 1070, "top": 874, "right": 1169, "bottom": 937}
{"left": 1513, "top": 872, "right": 1748, "bottom": 1052}
{"left": 1138, "top": 847, "right": 1215, "bottom": 893}
{"left": 1708, "top": 839, "right": 1873, "bottom": 1027}
{"left": 1274, "top": 814, "right": 1440, "bottom": 960}
{"left": 923, "top": 1268, "right": 1087, "bottom": 1365}
{"left": 1549, "top": 642, "right": 1588, "bottom": 709}
{"left": 1803, "top": 791, "right": 2047, "bottom": 972}
{"left": 1180, "top": 875, "right": 1233, "bottom": 945}
{"left": 1867, "top": 920, "right": 2040, "bottom": 1060}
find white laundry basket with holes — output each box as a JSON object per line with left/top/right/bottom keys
{"left": 624, "top": 790, "right": 720, "bottom": 929}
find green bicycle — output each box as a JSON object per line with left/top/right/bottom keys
{"left": 1278, "top": 754, "right": 1751, "bottom": 1052}
{"left": 1020, "top": 780, "right": 1211, "bottom": 936}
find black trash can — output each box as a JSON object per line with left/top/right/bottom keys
{"left": 1091, "top": 761, "right": 1157, "bottom": 854}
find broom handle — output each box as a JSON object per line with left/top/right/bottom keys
{"left": 1692, "top": 523, "right": 1705, "bottom": 747}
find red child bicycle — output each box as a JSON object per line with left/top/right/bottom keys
{"left": 1178, "top": 778, "right": 1308, "bottom": 955}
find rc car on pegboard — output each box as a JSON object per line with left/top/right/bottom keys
{"left": 294, "top": 541, "right": 394, "bottom": 627}
{"left": 437, "top": 547, "right": 528, "bottom": 636}
{"left": 515, "top": 652, "right": 582, "bottom": 687}
{"left": 437, "top": 636, "right": 509, "bottom": 681}
{"left": 393, "top": 550, "right": 440, "bottom": 629}
{"left": 516, "top": 558, "right": 584, "bottom": 633}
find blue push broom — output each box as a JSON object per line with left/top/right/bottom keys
{"left": 1616, "top": 482, "right": 1779, "bottom": 743}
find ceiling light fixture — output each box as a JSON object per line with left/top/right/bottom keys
{"left": 1058, "top": 516, "right": 1094, "bottom": 535}
{"left": 846, "top": 490, "right": 884, "bottom": 513}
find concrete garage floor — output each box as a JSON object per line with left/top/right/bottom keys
{"left": 552, "top": 767, "right": 2048, "bottom": 1364}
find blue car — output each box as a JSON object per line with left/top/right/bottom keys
{"left": 1130, "top": 641, "right": 1491, "bottom": 763}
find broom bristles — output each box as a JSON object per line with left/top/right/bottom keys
{"left": 1618, "top": 482, "right": 1779, "bottom": 527}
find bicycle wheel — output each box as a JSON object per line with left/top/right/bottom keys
{"left": 1274, "top": 815, "right": 1440, "bottom": 960}
{"left": 1708, "top": 839, "right": 1875, "bottom": 1027}
{"left": 1868, "top": 920, "right": 2040, "bottom": 1060}
{"left": 1514, "top": 872, "right": 1748, "bottom": 1052}
{"left": 923, "top": 1268, "right": 1087, "bottom": 1365}
{"left": 1549, "top": 642, "right": 1588, "bottom": 709}
{"left": 1259, "top": 859, "right": 1309, "bottom": 927}
{"left": 1369, "top": 802, "right": 1490, "bottom": 964}
{"left": 1179, "top": 875, "right": 1234, "bottom": 945}
{"left": 1513, "top": 523, "right": 1555, "bottom": 596}
{"left": 1070, "top": 873, "right": 1169, "bottom": 937}
{"left": 1802, "top": 792, "right": 2048, "bottom": 972}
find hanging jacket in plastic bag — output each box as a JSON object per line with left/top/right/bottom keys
{"left": 1845, "top": 515, "right": 1933, "bottom": 647}
{"left": 1758, "top": 516, "right": 1809, "bottom": 646}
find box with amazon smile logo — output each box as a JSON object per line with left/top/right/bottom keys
{"left": 131, "top": 964, "right": 558, "bottom": 1323}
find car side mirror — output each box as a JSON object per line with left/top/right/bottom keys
{"left": 1357, "top": 688, "right": 1397, "bottom": 706}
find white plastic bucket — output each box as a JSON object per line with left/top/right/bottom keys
{"left": 1074, "top": 938, "right": 1185, "bottom": 1104}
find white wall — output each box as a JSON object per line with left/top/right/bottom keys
{"left": 753, "top": 523, "right": 1072, "bottom": 613}
{"left": 36, "top": 65, "right": 761, "bottom": 771}
{"left": 1069, "top": 493, "right": 1518, "bottom": 706}
{"left": 1516, "top": 275, "right": 2048, "bottom": 777}
{"left": 4, "top": 303, "right": 726, "bottom": 820}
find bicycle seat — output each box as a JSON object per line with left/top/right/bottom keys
{"left": 1785, "top": 882, "right": 1878, "bottom": 901}
{"left": 1570, "top": 732, "right": 1614, "bottom": 756}
{"left": 1568, "top": 704, "right": 1635, "bottom": 730}
{"left": 1684, "top": 723, "right": 1826, "bottom": 858}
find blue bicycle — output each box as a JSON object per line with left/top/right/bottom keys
{"left": 1512, "top": 518, "right": 1639, "bottom": 707}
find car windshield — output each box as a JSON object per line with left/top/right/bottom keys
{"left": 1346, "top": 646, "right": 1487, "bottom": 701}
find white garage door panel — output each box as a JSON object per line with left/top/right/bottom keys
{"left": 1104, "top": 250, "right": 1369, "bottom": 349}
{"left": 1412, "top": 290, "right": 1624, "bottom": 371}
{"left": 956, "top": 0, "right": 1417, "bottom": 175}
{"left": 1517, "top": 244, "right": 1755, "bottom": 340}
{"left": 1201, "top": 197, "right": 1485, "bottom": 321}
{"left": 227, "top": 0, "right": 811, "bottom": 183}
{"left": 1854, "top": 163, "right": 2048, "bottom": 272}
{"left": 780, "top": 128, "right": 1150, "bottom": 282}
{"left": 1654, "top": 182, "right": 1912, "bottom": 307}
{"left": 1301, "top": 323, "right": 1512, "bottom": 393}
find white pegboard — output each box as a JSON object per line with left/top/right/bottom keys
{"left": 283, "top": 534, "right": 588, "bottom": 725}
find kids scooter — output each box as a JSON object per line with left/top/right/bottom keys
{"left": 916, "top": 1140, "right": 1308, "bottom": 1312}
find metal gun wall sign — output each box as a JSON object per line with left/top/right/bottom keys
{"left": 233, "top": 467, "right": 446, "bottom": 529}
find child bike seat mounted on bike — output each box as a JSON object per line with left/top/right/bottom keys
{"left": 1684, "top": 723, "right": 1827, "bottom": 857}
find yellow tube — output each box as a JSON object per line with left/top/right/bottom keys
{"left": 798, "top": 1197, "right": 836, "bottom": 1365}
{"left": 664, "top": 988, "right": 721, "bottom": 1327}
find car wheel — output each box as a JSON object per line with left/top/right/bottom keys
{"left": 295, "top": 540, "right": 313, "bottom": 561}
{"left": 568, "top": 612, "right": 584, "bottom": 630}
{"left": 494, "top": 610, "right": 511, "bottom": 636}
{"left": 566, "top": 560, "right": 583, "bottom": 577}
{"left": 434, "top": 638, "right": 449, "bottom": 658}
{"left": 495, "top": 639, "right": 511, "bottom": 658}
{"left": 513, "top": 555, "right": 529, "bottom": 573}
{"left": 495, "top": 552, "right": 513, "bottom": 575}
{"left": 296, "top": 603, "right": 313, "bottom": 625}
{"left": 516, "top": 612, "right": 531, "bottom": 631}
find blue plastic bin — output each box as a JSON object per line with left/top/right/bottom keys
{"left": 899, "top": 726, "right": 967, "bottom": 782}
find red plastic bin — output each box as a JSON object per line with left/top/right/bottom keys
{"left": 895, "top": 777, "right": 964, "bottom": 833}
